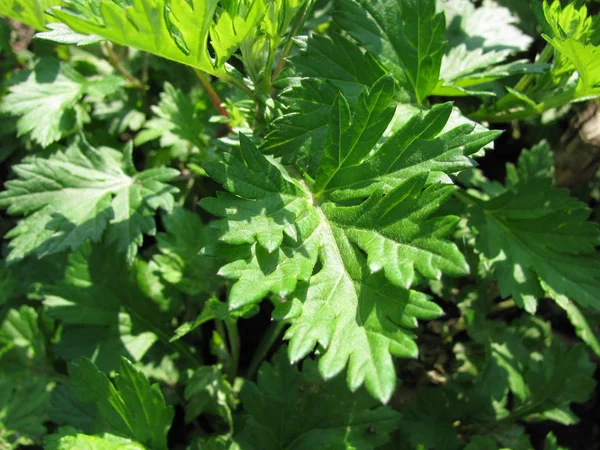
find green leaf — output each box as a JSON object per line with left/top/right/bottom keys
{"left": 68, "top": 357, "right": 174, "bottom": 450}
{"left": 545, "top": 36, "right": 600, "bottom": 94}
{"left": 236, "top": 347, "right": 401, "bottom": 449}
{"left": 45, "top": 427, "right": 146, "bottom": 450}
{"left": 50, "top": 0, "right": 265, "bottom": 79}
{"left": 36, "top": 23, "right": 103, "bottom": 46}
{"left": 184, "top": 364, "right": 236, "bottom": 427}
{"left": 264, "top": 33, "right": 387, "bottom": 169}
{"left": 0, "top": 0, "right": 58, "bottom": 30}
{"left": 0, "top": 58, "right": 119, "bottom": 147}
{"left": 50, "top": 385, "right": 97, "bottom": 434}
{"left": 441, "top": 0, "right": 533, "bottom": 52}
{"left": 134, "top": 82, "right": 205, "bottom": 149}
{"left": 152, "top": 206, "right": 218, "bottom": 296}
{"left": 464, "top": 142, "right": 600, "bottom": 311}
{"left": 0, "top": 373, "right": 52, "bottom": 448}
{"left": 0, "top": 306, "right": 54, "bottom": 447}
{"left": 43, "top": 243, "right": 167, "bottom": 371}
{"left": 334, "top": 0, "right": 446, "bottom": 104}
{"left": 0, "top": 138, "right": 179, "bottom": 263}
{"left": 201, "top": 78, "right": 498, "bottom": 401}
{"left": 0, "top": 305, "right": 50, "bottom": 374}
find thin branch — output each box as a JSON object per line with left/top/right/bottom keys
{"left": 102, "top": 42, "right": 144, "bottom": 90}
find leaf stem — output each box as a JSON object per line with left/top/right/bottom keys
{"left": 225, "top": 318, "right": 240, "bottom": 380}
{"left": 102, "top": 42, "right": 144, "bottom": 90}
{"left": 247, "top": 321, "right": 286, "bottom": 378}
{"left": 272, "top": 0, "right": 316, "bottom": 81}
{"left": 193, "top": 68, "right": 231, "bottom": 122}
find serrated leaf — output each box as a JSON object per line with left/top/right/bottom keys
{"left": 236, "top": 347, "right": 401, "bottom": 449}
{"left": 50, "top": 0, "right": 265, "bottom": 79}
{"left": 441, "top": 0, "right": 533, "bottom": 52}
{"left": 464, "top": 142, "right": 600, "bottom": 311}
{"left": 0, "top": 58, "right": 89, "bottom": 147}
{"left": 201, "top": 78, "right": 497, "bottom": 401}
{"left": 68, "top": 357, "right": 174, "bottom": 450}
{"left": 134, "top": 82, "right": 205, "bottom": 149}
{"left": 45, "top": 427, "right": 146, "bottom": 450}
{"left": 0, "top": 305, "right": 50, "bottom": 374}
{"left": 0, "top": 138, "right": 179, "bottom": 263}
{"left": 43, "top": 244, "right": 167, "bottom": 371}
{"left": 264, "top": 33, "right": 387, "bottom": 169}
{"left": 334, "top": 0, "right": 446, "bottom": 104}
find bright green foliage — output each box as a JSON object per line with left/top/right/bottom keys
{"left": 334, "top": 0, "right": 445, "bottom": 104}
{"left": 0, "top": 138, "right": 179, "bottom": 263}
{"left": 472, "top": 0, "right": 600, "bottom": 120}
{"left": 0, "top": 0, "right": 58, "bottom": 30}
{"left": 51, "top": 0, "right": 264, "bottom": 79}
{"left": 68, "top": 357, "right": 174, "bottom": 450}
{"left": 464, "top": 143, "right": 600, "bottom": 312}
{"left": 45, "top": 427, "right": 146, "bottom": 450}
{"left": 541, "top": 0, "right": 600, "bottom": 94}
{"left": 43, "top": 244, "right": 165, "bottom": 371}
{"left": 202, "top": 77, "right": 498, "bottom": 401}
{"left": 1, "top": 0, "right": 600, "bottom": 447}
{"left": 0, "top": 58, "right": 123, "bottom": 147}
{"left": 235, "top": 348, "right": 401, "bottom": 449}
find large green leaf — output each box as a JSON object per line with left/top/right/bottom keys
{"left": 0, "top": 138, "right": 179, "bottom": 263}
{"left": 463, "top": 143, "right": 600, "bottom": 312}
{"left": 236, "top": 347, "right": 401, "bottom": 449}
{"left": 43, "top": 243, "right": 169, "bottom": 372}
{"left": 334, "top": 0, "right": 446, "bottom": 104}
{"left": 51, "top": 0, "right": 265, "bottom": 80}
{"left": 0, "top": 58, "right": 123, "bottom": 148}
{"left": 201, "top": 77, "right": 498, "bottom": 401}
{"left": 68, "top": 357, "right": 174, "bottom": 450}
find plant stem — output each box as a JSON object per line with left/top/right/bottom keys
{"left": 247, "top": 321, "right": 286, "bottom": 378}
{"left": 193, "top": 68, "right": 231, "bottom": 121}
{"left": 225, "top": 318, "right": 240, "bottom": 380}
{"left": 102, "top": 42, "right": 144, "bottom": 90}
{"left": 272, "top": 0, "right": 316, "bottom": 81}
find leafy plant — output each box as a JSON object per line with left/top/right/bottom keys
{"left": 0, "top": 0, "right": 599, "bottom": 449}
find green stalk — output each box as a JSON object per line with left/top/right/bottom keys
{"left": 225, "top": 318, "right": 240, "bottom": 380}
{"left": 247, "top": 321, "right": 286, "bottom": 378}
